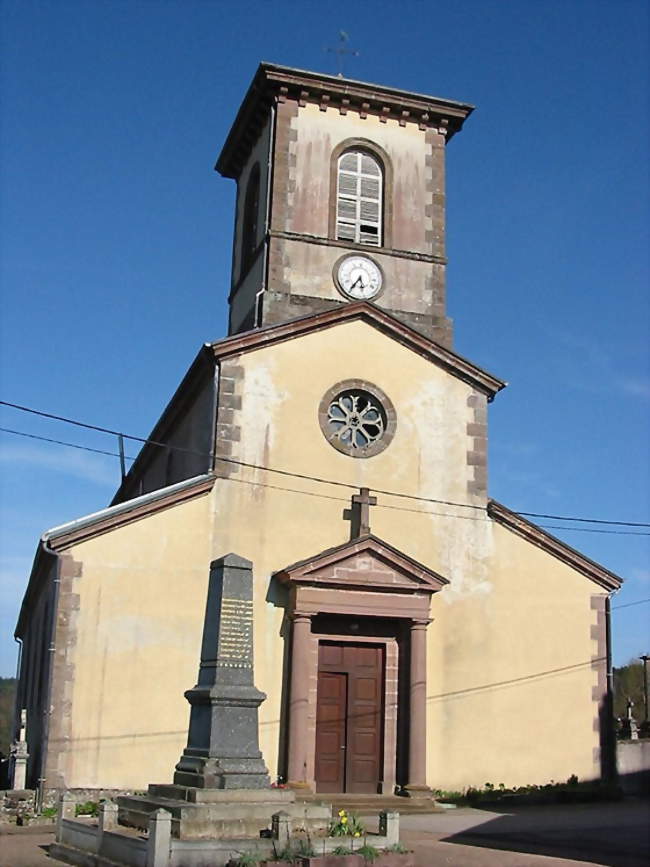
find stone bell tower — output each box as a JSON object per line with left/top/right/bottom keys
{"left": 216, "top": 63, "right": 473, "bottom": 346}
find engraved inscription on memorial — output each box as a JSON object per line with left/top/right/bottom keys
{"left": 218, "top": 597, "right": 253, "bottom": 668}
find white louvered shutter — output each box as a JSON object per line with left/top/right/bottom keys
{"left": 336, "top": 151, "right": 382, "bottom": 246}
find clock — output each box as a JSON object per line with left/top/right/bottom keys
{"left": 334, "top": 255, "right": 383, "bottom": 301}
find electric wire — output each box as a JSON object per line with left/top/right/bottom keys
{"left": 1, "top": 399, "right": 649, "bottom": 530}
{"left": 0, "top": 427, "right": 138, "bottom": 461}
{"left": 611, "top": 598, "right": 650, "bottom": 611}
{"left": 516, "top": 511, "right": 650, "bottom": 529}
{"left": 1, "top": 424, "right": 648, "bottom": 538}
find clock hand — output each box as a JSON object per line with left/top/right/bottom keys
{"left": 350, "top": 276, "right": 365, "bottom": 289}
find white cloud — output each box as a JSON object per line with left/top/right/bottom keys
{"left": 0, "top": 567, "right": 30, "bottom": 609}
{"left": 0, "top": 442, "right": 118, "bottom": 487}
{"left": 618, "top": 378, "right": 650, "bottom": 400}
{"left": 629, "top": 567, "right": 650, "bottom": 585}
{"left": 544, "top": 327, "right": 650, "bottom": 402}
{"left": 493, "top": 441, "right": 540, "bottom": 457}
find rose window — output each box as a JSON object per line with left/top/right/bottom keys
{"left": 319, "top": 380, "right": 396, "bottom": 458}
{"left": 327, "top": 390, "right": 386, "bottom": 451}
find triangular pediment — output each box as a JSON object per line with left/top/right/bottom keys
{"left": 209, "top": 302, "right": 506, "bottom": 401}
{"left": 276, "top": 535, "right": 448, "bottom": 595}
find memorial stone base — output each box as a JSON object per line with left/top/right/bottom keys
{"left": 51, "top": 795, "right": 401, "bottom": 867}
{"left": 117, "top": 783, "right": 330, "bottom": 840}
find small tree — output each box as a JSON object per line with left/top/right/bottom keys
{"left": 613, "top": 661, "right": 645, "bottom": 725}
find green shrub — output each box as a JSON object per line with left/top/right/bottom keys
{"left": 385, "top": 842, "right": 409, "bottom": 853}
{"left": 329, "top": 808, "right": 365, "bottom": 837}
{"left": 229, "top": 853, "right": 262, "bottom": 867}
{"left": 75, "top": 801, "right": 99, "bottom": 817}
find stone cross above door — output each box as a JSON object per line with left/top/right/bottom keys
{"left": 344, "top": 487, "right": 377, "bottom": 539}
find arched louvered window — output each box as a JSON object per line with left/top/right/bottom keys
{"left": 336, "top": 150, "right": 383, "bottom": 246}
{"left": 241, "top": 163, "right": 261, "bottom": 274}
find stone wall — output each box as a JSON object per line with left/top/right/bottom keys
{"left": 617, "top": 739, "right": 650, "bottom": 794}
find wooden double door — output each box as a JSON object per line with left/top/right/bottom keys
{"left": 315, "top": 642, "right": 384, "bottom": 794}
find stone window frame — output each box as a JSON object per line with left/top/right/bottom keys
{"left": 328, "top": 139, "right": 394, "bottom": 250}
{"left": 318, "top": 378, "right": 397, "bottom": 458}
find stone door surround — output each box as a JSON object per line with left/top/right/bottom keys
{"left": 276, "top": 535, "right": 448, "bottom": 795}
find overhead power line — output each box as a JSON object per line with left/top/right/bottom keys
{"left": 3, "top": 422, "right": 648, "bottom": 539}
{"left": 611, "top": 598, "right": 650, "bottom": 611}
{"left": 1, "top": 399, "right": 649, "bottom": 530}
{"left": 0, "top": 427, "right": 138, "bottom": 461}
{"left": 517, "top": 511, "right": 650, "bottom": 529}
{"left": 534, "top": 523, "right": 649, "bottom": 537}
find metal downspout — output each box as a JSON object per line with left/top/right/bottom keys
{"left": 255, "top": 100, "right": 277, "bottom": 327}
{"left": 604, "top": 588, "right": 619, "bottom": 783}
{"left": 209, "top": 362, "right": 220, "bottom": 473}
{"left": 11, "top": 636, "right": 23, "bottom": 787}
{"left": 37, "top": 541, "right": 61, "bottom": 810}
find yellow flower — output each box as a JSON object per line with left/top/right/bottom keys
{"left": 341, "top": 817, "right": 348, "bottom": 824}
{"left": 354, "top": 832, "right": 361, "bottom": 837}
{"left": 338, "top": 810, "right": 346, "bottom": 817}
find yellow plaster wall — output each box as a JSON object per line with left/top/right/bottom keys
{"left": 59, "top": 494, "right": 213, "bottom": 789}
{"left": 60, "top": 319, "right": 603, "bottom": 791}
{"left": 428, "top": 522, "right": 604, "bottom": 789}
{"left": 209, "top": 320, "right": 482, "bottom": 781}
{"left": 209, "top": 319, "right": 603, "bottom": 788}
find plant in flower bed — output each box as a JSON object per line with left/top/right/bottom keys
{"left": 75, "top": 801, "right": 100, "bottom": 817}
{"left": 434, "top": 775, "right": 623, "bottom": 806}
{"left": 329, "top": 809, "right": 365, "bottom": 838}
{"left": 257, "top": 846, "right": 414, "bottom": 866}
{"left": 356, "top": 844, "right": 380, "bottom": 862}
{"left": 229, "top": 853, "right": 262, "bottom": 867}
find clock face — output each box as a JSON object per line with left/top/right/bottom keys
{"left": 335, "top": 255, "right": 383, "bottom": 301}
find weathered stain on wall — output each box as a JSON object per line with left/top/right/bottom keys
{"left": 45, "top": 320, "right": 603, "bottom": 792}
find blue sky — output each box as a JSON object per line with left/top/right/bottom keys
{"left": 0, "top": 0, "right": 648, "bottom": 677}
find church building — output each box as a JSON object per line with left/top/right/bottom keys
{"left": 14, "top": 64, "right": 621, "bottom": 798}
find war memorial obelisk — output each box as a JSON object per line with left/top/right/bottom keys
{"left": 116, "top": 554, "right": 328, "bottom": 840}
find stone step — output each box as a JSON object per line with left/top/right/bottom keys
{"left": 298, "top": 794, "right": 446, "bottom": 815}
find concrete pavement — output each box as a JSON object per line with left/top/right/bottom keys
{"left": 396, "top": 799, "right": 650, "bottom": 866}
{"left": 0, "top": 825, "right": 54, "bottom": 866}
{"left": 1, "top": 799, "right": 648, "bottom": 866}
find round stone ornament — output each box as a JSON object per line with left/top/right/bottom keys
{"left": 319, "top": 380, "right": 397, "bottom": 458}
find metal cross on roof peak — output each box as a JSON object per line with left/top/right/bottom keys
{"left": 343, "top": 487, "right": 377, "bottom": 539}
{"left": 325, "top": 30, "right": 360, "bottom": 78}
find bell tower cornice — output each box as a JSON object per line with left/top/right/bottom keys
{"left": 216, "top": 62, "right": 474, "bottom": 179}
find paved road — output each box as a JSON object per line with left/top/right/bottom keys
{"left": 0, "top": 825, "right": 54, "bottom": 867}
{"left": 396, "top": 799, "right": 650, "bottom": 867}
{"left": 1, "top": 800, "right": 648, "bottom": 867}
